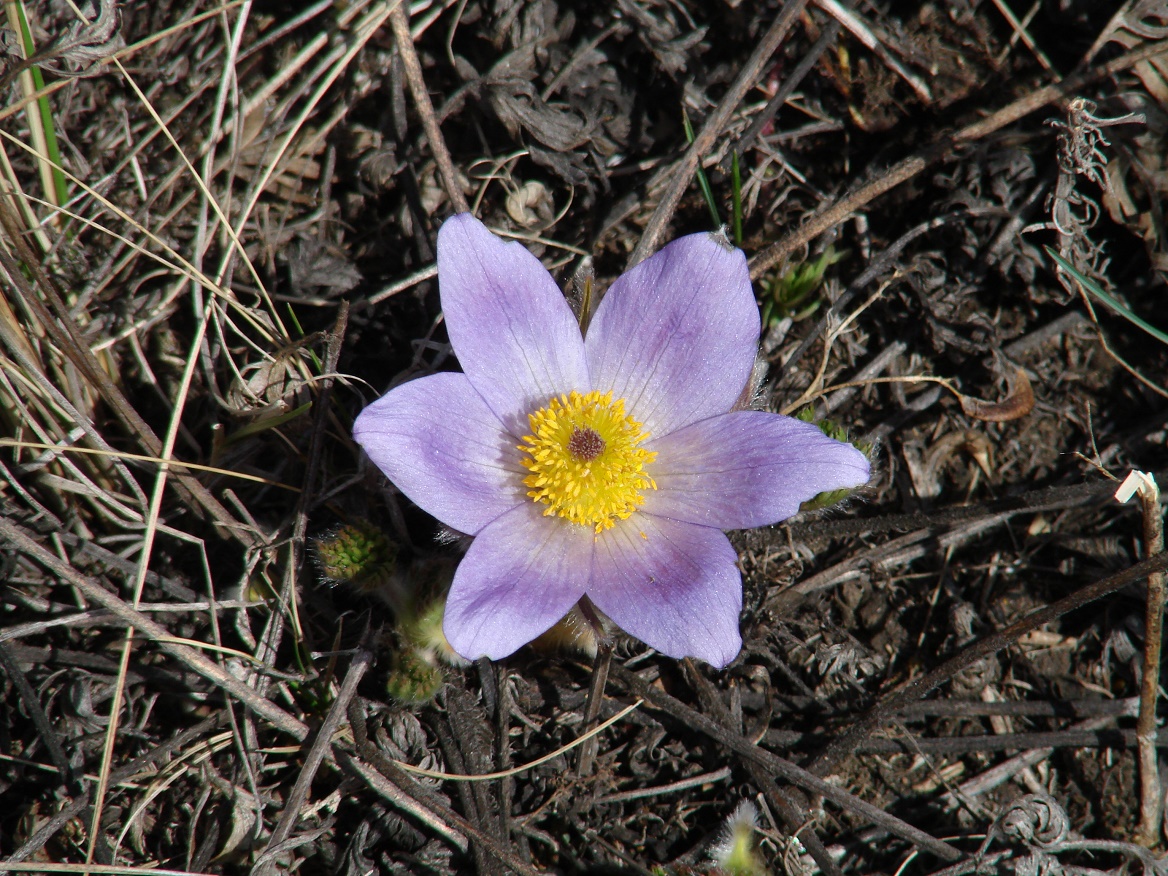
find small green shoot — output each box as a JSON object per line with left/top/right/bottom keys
{"left": 1046, "top": 246, "right": 1168, "bottom": 346}
{"left": 712, "top": 801, "right": 768, "bottom": 876}
{"left": 683, "top": 107, "right": 721, "bottom": 230}
{"left": 386, "top": 650, "right": 445, "bottom": 704}
{"left": 285, "top": 303, "right": 325, "bottom": 371}
{"left": 759, "top": 246, "right": 845, "bottom": 326}
{"left": 223, "top": 401, "right": 312, "bottom": 446}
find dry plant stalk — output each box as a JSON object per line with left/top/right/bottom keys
{"left": 1116, "top": 471, "right": 1167, "bottom": 848}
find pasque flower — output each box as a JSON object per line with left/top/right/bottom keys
{"left": 354, "top": 214, "right": 869, "bottom": 667}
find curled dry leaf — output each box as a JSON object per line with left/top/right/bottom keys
{"left": 958, "top": 368, "right": 1036, "bottom": 422}
{"left": 505, "top": 180, "right": 554, "bottom": 227}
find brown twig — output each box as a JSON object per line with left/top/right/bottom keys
{"left": 390, "top": 3, "right": 469, "bottom": 215}
{"left": 721, "top": 8, "right": 845, "bottom": 175}
{"left": 805, "top": 550, "right": 1168, "bottom": 778}
{"left": 773, "top": 468, "right": 1168, "bottom": 545}
{"left": 252, "top": 636, "right": 374, "bottom": 876}
{"left": 0, "top": 641, "right": 78, "bottom": 793}
{"left": 609, "top": 663, "right": 964, "bottom": 863}
{"left": 575, "top": 642, "right": 612, "bottom": 776}
{"left": 346, "top": 699, "right": 544, "bottom": 875}
{"left": 0, "top": 516, "right": 309, "bottom": 741}
{"left": 748, "top": 39, "right": 1168, "bottom": 279}
{"left": 765, "top": 726, "right": 1168, "bottom": 754}
{"left": 682, "top": 659, "right": 845, "bottom": 876}
{"left": 943, "top": 717, "right": 1115, "bottom": 807}
{"left": 339, "top": 750, "right": 470, "bottom": 853}
{"left": 627, "top": 0, "right": 809, "bottom": 268}
{"left": 895, "top": 697, "right": 1137, "bottom": 720}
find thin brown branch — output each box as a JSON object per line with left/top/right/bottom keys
{"left": 252, "top": 638, "right": 374, "bottom": 876}
{"left": 0, "top": 516, "right": 308, "bottom": 740}
{"left": 609, "top": 663, "right": 964, "bottom": 863}
{"left": 682, "top": 659, "right": 845, "bottom": 876}
{"left": 806, "top": 550, "right": 1168, "bottom": 778}
{"left": 1135, "top": 474, "right": 1165, "bottom": 848}
{"left": 721, "top": 5, "right": 844, "bottom": 175}
{"left": 627, "top": 0, "right": 809, "bottom": 268}
{"left": 390, "top": 3, "right": 469, "bottom": 215}
{"left": 765, "top": 726, "right": 1168, "bottom": 754}
{"left": 346, "top": 699, "right": 544, "bottom": 876}
{"left": 748, "top": 38, "right": 1168, "bottom": 279}
{"left": 574, "top": 642, "right": 612, "bottom": 776}
{"left": 774, "top": 468, "right": 1168, "bottom": 544}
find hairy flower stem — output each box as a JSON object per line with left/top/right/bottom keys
{"left": 576, "top": 633, "right": 612, "bottom": 777}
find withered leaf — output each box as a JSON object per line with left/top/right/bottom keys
{"left": 958, "top": 368, "right": 1036, "bottom": 422}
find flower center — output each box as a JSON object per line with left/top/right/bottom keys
{"left": 519, "top": 390, "right": 657, "bottom": 533}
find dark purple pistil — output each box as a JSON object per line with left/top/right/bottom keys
{"left": 567, "top": 426, "right": 605, "bottom": 461}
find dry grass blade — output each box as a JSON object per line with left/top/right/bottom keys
{"left": 3, "top": 1, "right": 1168, "bottom": 870}
{"left": 807, "top": 551, "right": 1168, "bottom": 776}
{"left": 749, "top": 40, "right": 1168, "bottom": 277}
{"left": 0, "top": 440, "right": 300, "bottom": 491}
{"left": 395, "top": 699, "right": 642, "bottom": 783}
{"left": 0, "top": 517, "right": 308, "bottom": 741}
{"left": 628, "top": 0, "right": 808, "bottom": 267}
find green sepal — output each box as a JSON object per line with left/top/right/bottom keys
{"left": 312, "top": 520, "right": 397, "bottom": 590}
{"left": 795, "top": 408, "right": 871, "bottom": 511}
{"left": 386, "top": 650, "right": 445, "bottom": 705}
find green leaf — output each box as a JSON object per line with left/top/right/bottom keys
{"left": 1046, "top": 246, "right": 1168, "bottom": 346}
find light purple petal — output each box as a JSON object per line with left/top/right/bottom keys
{"left": 585, "top": 232, "right": 758, "bottom": 438}
{"left": 642, "top": 412, "right": 871, "bottom": 529}
{"left": 438, "top": 214, "right": 588, "bottom": 431}
{"left": 587, "top": 516, "right": 742, "bottom": 667}
{"left": 444, "top": 503, "right": 593, "bottom": 660}
{"left": 353, "top": 373, "right": 524, "bottom": 536}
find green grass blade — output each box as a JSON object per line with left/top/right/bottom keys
{"left": 225, "top": 402, "right": 313, "bottom": 445}
{"left": 1045, "top": 246, "right": 1168, "bottom": 346}
{"left": 13, "top": 2, "right": 67, "bottom": 205}
{"left": 285, "top": 303, "right": 324, "bottom": 371}
{"left": 682, "top": 107, "right": 721, "bottom": 230}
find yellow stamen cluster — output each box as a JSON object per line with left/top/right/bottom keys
{"left": 519, "top": 390, "right": 657, "bottom": 533}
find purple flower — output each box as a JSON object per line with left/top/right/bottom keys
{"left": 353, "top": 214, "right": 869, "bottom": 667}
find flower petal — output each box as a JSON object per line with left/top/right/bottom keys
{"left": 444, "top": 503, "right": 593, "bottom": 660}
{"left": 585, "top": 232, "right": 758, "bottom": 437}
{"left": 642, "top": 412, "right": 871, "bottom": 529}
{"left": 353, "top": 373, "right": 524, "bottom": 535}
{"left": 587, "top": 516, "right": 742, "bottom": 667}
{"left": 438, "top": 214, "right": 588, "bottom": 430}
